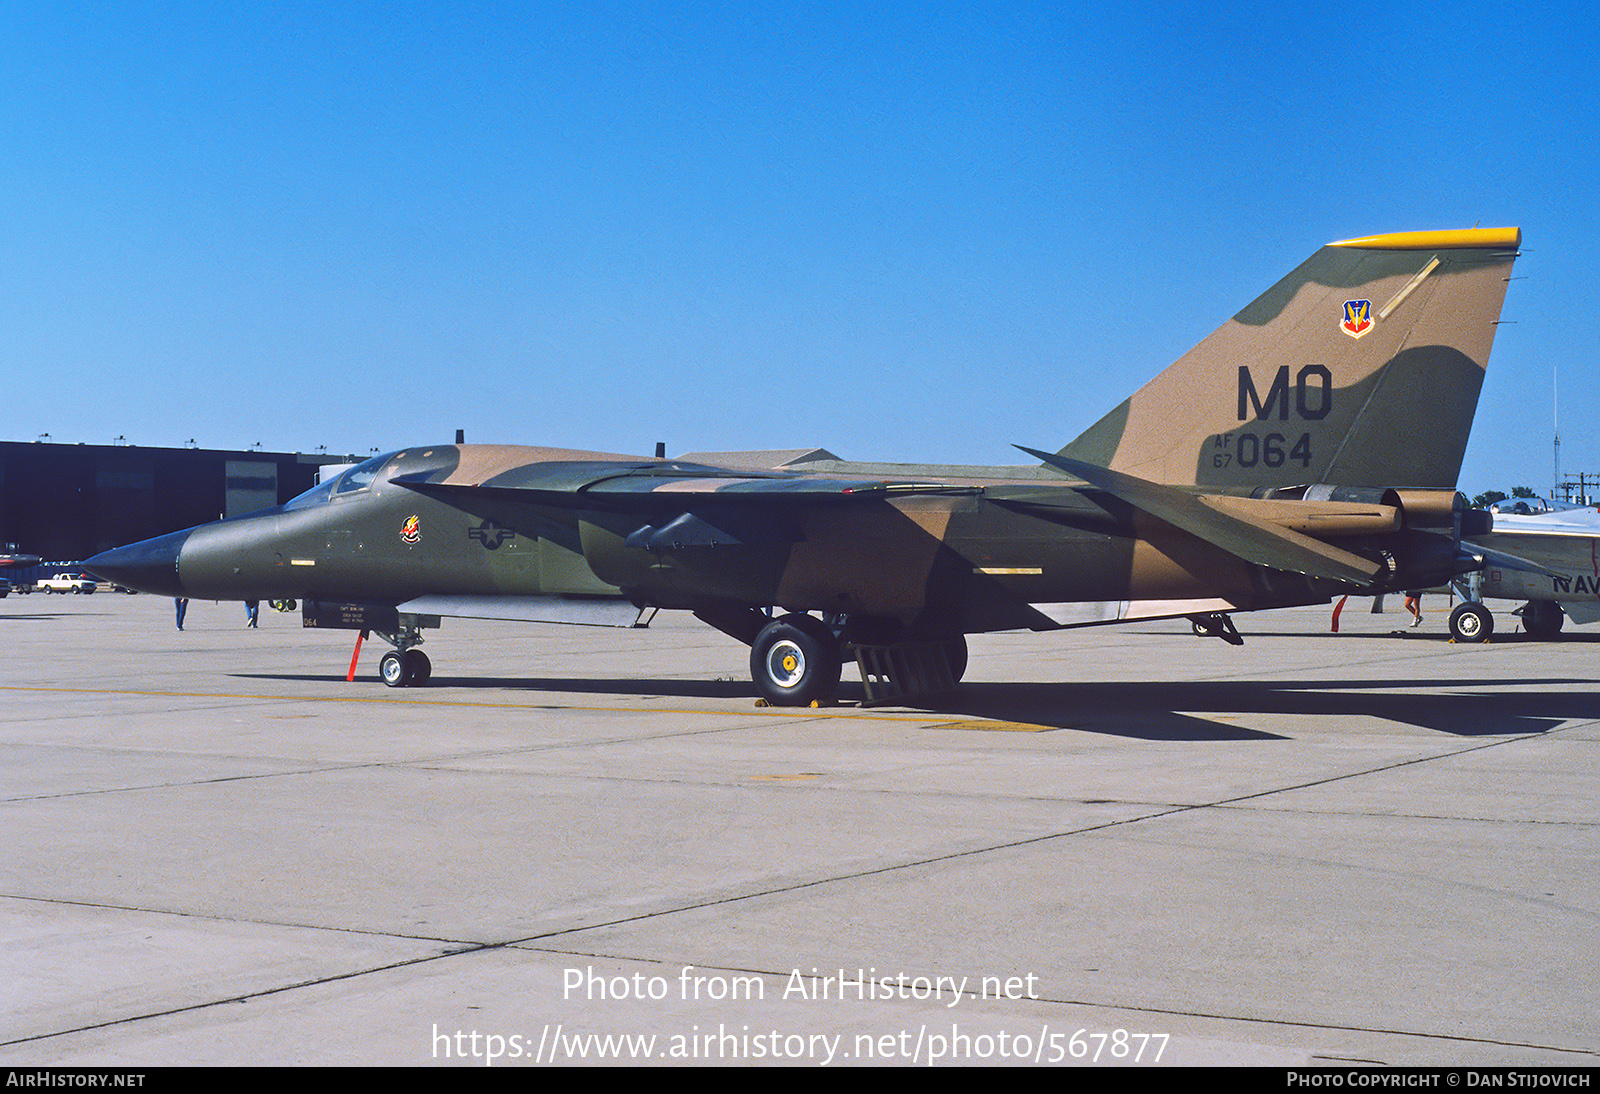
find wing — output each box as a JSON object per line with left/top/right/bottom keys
{"left": 1465, "top": 538, "right": 1584, "bottom": 580}
{"left": 391, "top": 460, "right": 980, "bottom": 511}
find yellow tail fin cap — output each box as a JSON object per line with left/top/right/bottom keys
{"left": 1331, "top": 227, "right": 1521, "bottom": 251}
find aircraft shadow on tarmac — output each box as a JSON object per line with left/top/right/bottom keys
{"left": 231, "top": 672, "right": 1592, "bottom": 742}
{"left": 919, "top": 678, "right": 1590, "bottom": 739}
{"left": 0, "top": 608, "right": 116, "bottom": 622}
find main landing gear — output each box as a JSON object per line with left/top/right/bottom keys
{"left": 1452, "top": 599, "right": 1565, "bottom": 642}
{"left": 750, "top": 613, "right": 842, "bottom": 706}
{"left": 1520, "top": 599, "right": 1565, "bottom": 638}
{"left": 1448, "top": 602, "right": 1492, "bottom": 643}
{"left": 746, "top": 611, "right": 970, "bottom": 707}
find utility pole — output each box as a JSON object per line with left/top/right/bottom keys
{"left": 1553, "top": 363, "right": 1560, "bottom": 500}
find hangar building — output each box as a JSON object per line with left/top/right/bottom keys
{"left": 0, "top": 441, "right": 354, "bottom": 564}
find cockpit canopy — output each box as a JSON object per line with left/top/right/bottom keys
{"left": 283, "top": 451, "right": 399, "bottom": 511}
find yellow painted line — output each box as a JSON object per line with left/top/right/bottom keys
{"left": 925, "top": 719, "right": 1059, "bottom": 732}
{"left": 0, "top": 685, "right": 951, "bottom": 724}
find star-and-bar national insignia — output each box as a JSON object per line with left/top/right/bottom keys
{"left": 1341, "top": 299, "right": 1373, "bottom": 339}
{"left": 468, "top": 519, "right": 513, "bottom": 550}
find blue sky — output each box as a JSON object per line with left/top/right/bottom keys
{"left": 1, "top": 1, "right": 1594, "bottom": 497}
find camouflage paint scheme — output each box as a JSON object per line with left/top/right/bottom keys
{"left": 87, "top": 228, "right": 1522, "bottom": 702}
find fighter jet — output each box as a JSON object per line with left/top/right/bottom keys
{"left": 88, "top": 227, "right": 1522, "bottom": 703}
{"left": 0, "top": 547, "right": 44, "bottom": 595}
{"left": 1450, "top": 504, "right": 1600, "bottom": 641}
{"left": 0, "top": 550, "right": 43, "bottom": 571}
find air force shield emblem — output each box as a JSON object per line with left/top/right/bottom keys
{"left": 1341, "top": 299, "right": 1373, "bottom": 339}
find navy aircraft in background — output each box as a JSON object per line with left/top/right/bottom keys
{"left": 1451, "top": 504, "right": 1600, "bottom": 641}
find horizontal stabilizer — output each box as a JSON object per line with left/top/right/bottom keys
{"left": 1019, "top": 447, "right": 1382, "bottom": 586}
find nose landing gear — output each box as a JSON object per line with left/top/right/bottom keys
{"left": 378, "top": 646, "right": 432, "bottom": 687}
{"left": 374, "top": 620, "right": 432, "bottom": 687}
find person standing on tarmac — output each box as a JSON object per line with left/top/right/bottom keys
{"left": 1404, "top": 590, "right": 1424, "bottom": 628}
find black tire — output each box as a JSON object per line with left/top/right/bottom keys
{"left": 379, "top": 649, "right": 411, "bottom": 687}
{"left": 1522, "top": 600, "right": 1565, "bottom": 639}
{"left": 403, "top": 649, "right": 432, "bottom": 686}
{"left": 1449, "top": 602, "right": 1493, "bottom": 644}
{"left": 750, "top": 613, "right": 842, "bottom": 706}
{"left": 944, "top": 634, "right": 968, "bottom": 685}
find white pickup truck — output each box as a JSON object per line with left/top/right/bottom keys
{"left": 35, "top": 572, "right": 97, "bottom": 594}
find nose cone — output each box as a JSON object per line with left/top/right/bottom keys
{"left": 84, "top": 528, "right": 195, "bottom": 597}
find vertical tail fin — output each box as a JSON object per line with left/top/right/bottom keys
{"left": 1059, "top": 227, "right": 1521, "bottom": 489}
